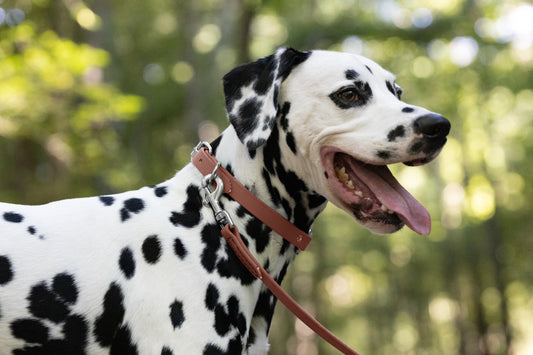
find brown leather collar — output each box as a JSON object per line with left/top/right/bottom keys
{"left": 192, "top": 144, "right": 359, "bottom": 355}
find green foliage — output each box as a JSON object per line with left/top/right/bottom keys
{"left": 0, "top": 23, "right": 144, "bottom": 202}
{"left": 1, "top": 1, "right": 533, "bottom": 354}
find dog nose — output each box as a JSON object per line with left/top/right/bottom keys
{"left": 413, "top": 114, "right": 450, "bottom": 140}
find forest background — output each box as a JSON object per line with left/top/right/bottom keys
{"left": 1, "top": 0, "right": 532, "bottom": 354}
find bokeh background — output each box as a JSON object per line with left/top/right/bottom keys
{"left": 1, "top": 0, "right": 532, "bottom": 354}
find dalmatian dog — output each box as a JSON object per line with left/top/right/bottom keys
{"left": 0, "top": 48, "right": 450, "bottom": 354}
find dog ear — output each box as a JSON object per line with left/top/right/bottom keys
{"left": 223, "top": 47, "right": 310, "bottom": 150}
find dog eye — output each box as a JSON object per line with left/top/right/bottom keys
{"left": 338, "top": 89, "right": 359, "bottom": 102}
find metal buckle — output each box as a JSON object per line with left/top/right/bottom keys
{"left": 191, "top": 141, "right": 213, "bottom": 158}
{"left": 193, "top": 145, "right": 235, "bottom": 229}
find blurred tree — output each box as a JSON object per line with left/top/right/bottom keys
{"left": 0, "top": 22, "right": 144, "bottom": 202}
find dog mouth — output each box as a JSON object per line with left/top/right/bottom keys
{"left": 321, "top": 147, "right": 431, "bottom": 235}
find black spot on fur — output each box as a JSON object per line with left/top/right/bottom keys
{"left": 124, "top": 198, "right": 144, "bottom": 212}
{"left": 245, "top": 217, "right": 271, "bottom": 254}
{"left": 278, "top": 48, "right": 311, "bottom": 80}
{"left": 203, "top": 336, "right": 244, "bottom": 355}
{"left": 308, "top": 193, "right": 326, "bottom": 210}
{"left": 410, "top": 141, "right": 424, "bottom": 154}
{"left": 99, "top": 196, "right": 115, "bottom": 206}
{"left": 161, "top": 347, "right": 174, "bottom": 355}
{"left": 205, "top": 283, "right": 220, "bottom": 311}
{"left": 285, "top": 131, "right": 297, "bottom": 154}
{"left": 402, "top": 106, "right": 415, "bottom": 113}
{"left": 227, "top": 296, "right": 247, "bottom": 336}
{"left": 213, "top": 304, "right": 232, "bottom": 336}
{"left": 120, "top": 198, "right": 145, "bottom": 222}
{"left": 345, "top": 69, "right": 359, "bottom": 80}
{"left": 10, "top": 273, "right": 88, "bottom": 353}
{"left": 142, "top": 235, "right": 162, "bottom": 264}
{"left": 253, "top": 57, "right": 276, "bottom": 95}
{"left": 210, "top": 135, "right": 222, "bottom": 154}
{"left": 173, "top": 238, "right": 187, "bottom": 260}
{"left": 203, "top": 343, "right": 224, "bottom": 355}
{"left": 28, "top": 226, "right": 36, "bottom": 235}
{"left": 169, "top": 300, "right": 185, "bottom": 329}
{"left": 223, "top": 54, "right": 274, "bottom": 113}
{"left": 170, "top": 185, "right": 202, "bottom": 228}
{"left": 279, "top": 102, "right": 291, "bottom": 132}
{"left": 52, "top": 273, "right": 78, "bottom": 305}
{"left": 200, "top": 224, "right": 222, "bottom": 273}
{"left": 246, "top": 327, "right": 257, "bottom": 349}
{"left": 110, "top": 325, "right": 138, "bottom": 355}
{"left": 262, "top": 169, "right": 281, "bottom": 208}
{"left": 365, "top": 65, "right": 373, "bottom": 74}
{"left": 388, "top": 125, "right": 406, "bottom": 141}
{"left": 0, "top": 255, "right": 14, "bottom": 285}
{"left": 216, "top": 244, "right": 256, "bottom": 285}
{"left": 154, "top": 186, "right": 168, "bottom": 197}
{"left": 252, "top": 291, "right": 276, "bottom": 329}
{"left": 236, "top": 98, "right": 261, "bottom": 133}
{"left": 63, "top": 314, "right": 89, "bottom": 349}
{"left": 28, "top": 282, "right": 70, "bottom": 323}
{"left": 94, "top": 282, "right": 126, "bottom": 346}
{"left": 3, "top": 211, "right": 23, "bottom": 223}
{"left": 200, "top": 224, "right": 255, "bottom": 285}
{"left": 10, "top": 315, "right": 88, "bottom": 353}
{"left": 246, "top": 138, "right": 265, "bottom": 150}
{"left": 10, "top": 318, "right": 49, "bottom": 344}
{"left": 119, "top": 247, "right": 136, "bottom": 279}
{"left": 386, "top": 80, "right": 395, "bottom": 95}
{"left": 377, "top": 150, "right": 392, "bottom": 159}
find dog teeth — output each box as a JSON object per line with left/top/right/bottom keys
{"left": 335, "top": 165, "right": 357, "bottom": 190}
{"left": 380, "top": 205, "right": 395, "bottom": 214}
{"left": 345, "top": 180, "right": 354, "bottom": 189}
{"left": 335, "top": 166, "right": 349, "bottom": 182}
{"left": 354, "top": 190, "right": 363, "bottom": 197}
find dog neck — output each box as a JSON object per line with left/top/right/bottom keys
{"left": 210, "top": 125, "right": 328, "bottom": 236}
{"left": 201, "top": 124, "right": 327, "bottom": 348}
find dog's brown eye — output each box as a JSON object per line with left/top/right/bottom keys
{"left": 339, "top": 89, "right": 358, "bottom": 102}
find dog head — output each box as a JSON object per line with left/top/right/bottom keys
{"left": 223, "top": 48, "right": 450, "bottom": 235}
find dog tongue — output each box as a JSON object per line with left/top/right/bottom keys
{"left": 347, "top": 159, "right": 431, "bottom": 235}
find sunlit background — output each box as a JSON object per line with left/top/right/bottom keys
{"left": 1, "top": 0, "right": 532, "bottom": 354}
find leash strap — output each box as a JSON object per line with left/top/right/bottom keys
{"left": 191, "top": 144, "right": 360, "bottom": 355}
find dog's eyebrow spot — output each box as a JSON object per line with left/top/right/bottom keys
{"left": 365, "top": 65, "right": 373, "bottom": 74}
{"left": 345, "top": 69, "right": 359, "bottom": 80}
{"left": 386, "top": 81, "right": 396, "bottom": 95}
{"left": 402, "top": 107, "right": 415, "bottom": 113}
{"left": 387, "top": 125, "right": 405, "bottom": 142}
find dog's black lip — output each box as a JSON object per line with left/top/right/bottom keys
{"left": 349, "top": 202, "right": 403, "bottom": 227}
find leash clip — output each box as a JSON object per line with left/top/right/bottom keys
{"left": 191, "top": 141, "right": 213, "bottom": 158}
{"left": 200, "top": 165, "right": 235, "bottom": 229}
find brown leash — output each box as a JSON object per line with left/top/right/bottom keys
{"left": 191, "top": 142, "right": 360, "bottom": 355}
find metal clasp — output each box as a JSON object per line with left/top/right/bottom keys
{"left": 200, "top": 163, "right": 235, "bottom": 229}
{"left": 191, "top": 141, "right": 213, "bottom": 158}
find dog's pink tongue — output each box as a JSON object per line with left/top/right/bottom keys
{"left": 353, "top": 162, "right": 431, "bottom": 235}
